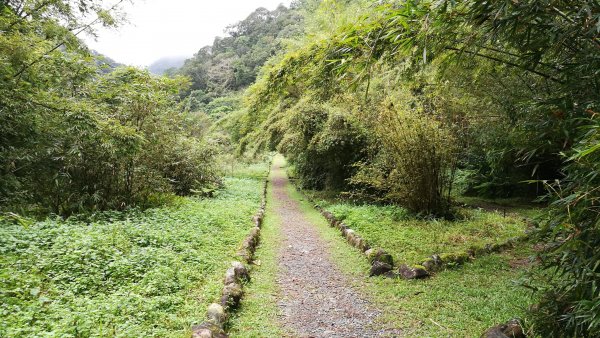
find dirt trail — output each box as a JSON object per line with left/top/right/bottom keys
{"left": 270, "top": 156, "right": 391, "bottom": 337}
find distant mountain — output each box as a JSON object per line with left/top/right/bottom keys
{"left": 91, "top": 50, "right": 123, "bottom": 73}
{"left": 148, "top": 56, "right": 188, "bottom": 75}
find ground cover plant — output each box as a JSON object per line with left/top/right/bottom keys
{"left": 313, "top": 197, "right": 530, "bottom": 266}
{"left": 0, "top": 164, "right": 268, "bottom": 337}
{"left": 288, "top": 178, "right": 535, "bottom": 336}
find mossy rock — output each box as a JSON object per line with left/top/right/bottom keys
{"left": 370, "top": 261, "right": 393, "bottom": 276}
{"left": 365, "top": 248, "right": 393, "bottom": 266}
{"left": 191, "top": 322, "right": 227, "bottom": 338}
{"left": 399, "top": 264, "right": 429, "bottom": 279}
{"left": 220, "top": 283, "right": 243, "bottom": 309}
{"left": 439, "top": 252, "right": 470, "bottom": 266}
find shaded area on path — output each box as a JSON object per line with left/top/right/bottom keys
{"left": 271, "top": 156, "right": 392, "bottom": 337}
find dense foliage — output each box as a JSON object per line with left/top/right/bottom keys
{"left": 179, "top": 5, "right": 303, "bottom": 106}
{"left": 2, "top": 0, "right": 599, "bottom": 336}
{"left": 0, "top": 174, "right": 266, "bottom": 337}
{"left": 274, "top": 99, "right": 368, "bottom": 190}
{"left": 0, "top": 0, "right": 220, "bottom": 215}
{"left": 232, "top": 0, "right": 599, "bottom": 335}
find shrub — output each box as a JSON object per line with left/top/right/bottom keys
{"left": 277, "top": 100, "right": 368, "bottom": 190}
{"left": 161, "top": 137, "right": 221, "bottom": 196}
{"left": 531, "top": 117, "right": 600, "bottom": 336}
{"left": 1, "top": 66, "right": 221, "bottom": 215}
{"left": 351, "top": 101, "right": 458, "bottom": 216}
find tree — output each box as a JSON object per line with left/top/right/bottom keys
{"left": 0, "top": 1, "right": 221, "bottom": 215}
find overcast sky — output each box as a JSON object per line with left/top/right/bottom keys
{"left": 83, "top": 0, "right": 293, "bottom": 67}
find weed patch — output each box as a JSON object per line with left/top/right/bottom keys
{"left": 0, "top": 172, "right": 267, "bottom": 337}
{"left": 310, "top": 197, "right": 529, "bottom": 267}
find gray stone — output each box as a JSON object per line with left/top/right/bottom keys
{"left": 347, "top": 233, "right": 368, "bottom": 252}
{"left": 365, "top": 248, "right": 394, "bottom": 266}
{"left": 249, "top": 227, "right": 260, "bottom": 246}
{"left": 236, "top": 247, "right": 252, "bottom": 263}
{"left": 252, "top": 215, "right": 262, "bottom": 227}
{"left": 423, "top": 254, "right": 442, "bottom": 271}
{"left": 345, "top": 229, "right": 356, "bottom": 241}
{"left": 399, "top": 264, "right": 430, "bottom": 279}
{"left": 480, "top": 319, "right": 525, "bottom": 338}
{"left": 238, "top": 227, "right": 260, "bottom": 261}
{"left": 346, "top": 231, "right": 356, "bottom": 244}
{"left": 369, "top": 261, "right": 393, "bottom": 276}
{"left": 223, "top": 267, "right": 236, "bottom": 285}
{"left": 206, "top": 303, "right": 226, "bottom": 325}
{"left": 341, "top": 227, "right": 349, "bottom": 237}
{"left": 421, "top": 258, "right": 433, "bottom": 270}
{"left": 191, "top": 322, "right": 228, "bottom": 338}
{"left": 355, "top": 237, "right": 369, "bottom": 252}
{"left": 322, "top": 211, "right": 336, "bottom": 223}
{"left": 232, "top": 261, "right": 249, "bottom": 282}
{"left": 221, "top": 283, "right": 243, "bottom": 308}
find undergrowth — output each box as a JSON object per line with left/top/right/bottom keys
{"left": 293, "top": 183, "right": 535, "bottom": 336}
{"left": 308, "top": 194, "right": 530, "bottom": 265}
{"left": 0, "top": 164, "right": 268, "bottom": 337}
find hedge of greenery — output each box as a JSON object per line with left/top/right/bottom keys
{"left": 0, "top": 175, "right": 265, "bottom": 337}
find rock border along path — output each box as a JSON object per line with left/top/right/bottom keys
{"left": 192, "top": 160, "right": 271, "bottom": 338}
{"left": 271, "top": 155, "right": 390, "bottom": 337}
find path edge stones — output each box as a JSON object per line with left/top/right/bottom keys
{"left": 294, "top": 182, "right": 530, "bottom": 280}
{"left": 288, "top": 179, "right": 396, "bottom": 277}
{"left": 191, "top": 158, "right": 273, "bottom": 338}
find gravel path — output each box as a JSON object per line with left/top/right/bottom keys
{"left": 271, "top": 161, "right": 392, "bottom": 337}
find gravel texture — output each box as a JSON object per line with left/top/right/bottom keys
{"left": 272, "top": 164, "right": 396, "bottom": 337}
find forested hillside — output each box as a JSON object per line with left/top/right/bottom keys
{"left": 230, "top": 0, "right": 599, "bottom": 336}
{"left": 179, "top": 5, "right": 303, "bottom": 109}
{"left": 1, "top": 0, "right": 599, "bottom": 337}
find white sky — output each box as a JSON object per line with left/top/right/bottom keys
{"left": 83, "top": 0, "right": 293, "bottom": 67}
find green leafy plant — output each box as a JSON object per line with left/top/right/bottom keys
{"left": 351, "top": 100, "right": 458, "bottom": 216}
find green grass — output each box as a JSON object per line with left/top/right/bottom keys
{"left": 226, "top": 158, "right": 273, "bottom": 180}
{"left": 290, "top": 183, "right": 535, "bottom": 337}
{"left": 227, "top": 169, "right": 286, "bottom": 337}
{"left": 456, "top": 195, "right": 544, "bottom": 219}
{"left": 0, "top": 166, "right": 268, "bottom": 337}
{"left": 317, "top": 201, "right": 528, "bottom": 266}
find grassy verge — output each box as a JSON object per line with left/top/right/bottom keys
{"left": 306, "top": 192, "right": 531, "bottom": 266}
{"left": 0, "top": 165, "right": 268, "bottom": 337}
{"left": 290, "top": 179, "right": 535, "bottom": 336}
{"left": 227, "top": 171, "right": 285, "bottom": 337}
{"left": 455, "top": 195, "right": 543, "bottom": 219}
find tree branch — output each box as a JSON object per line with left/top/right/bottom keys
{"left": 12, "top": 0, "right": 126, "bottom": 79}
{"left": 6, "top": 0, "right": 53, "bottom": 30}
{"left": 444, "top": 46, "right": 564, "bottom": 84}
